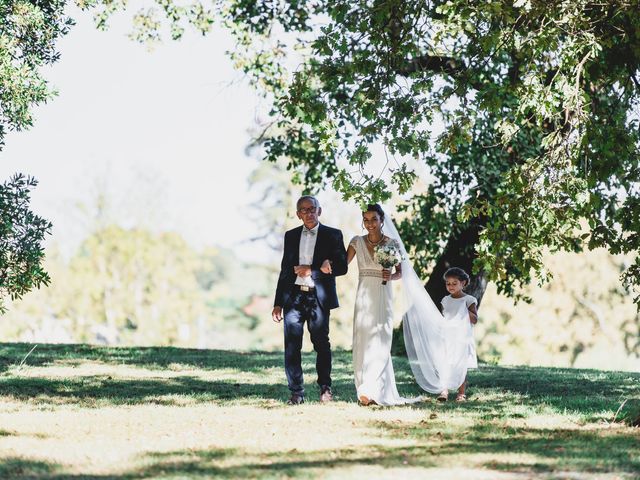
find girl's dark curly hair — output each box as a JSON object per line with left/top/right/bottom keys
{"left": 443, "top": 267, "right": 470, "bottom": 285}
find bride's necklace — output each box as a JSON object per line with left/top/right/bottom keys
{"left": 366, "top": 234, "right": 384, "bottom": 246}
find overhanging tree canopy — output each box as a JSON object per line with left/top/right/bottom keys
{"left": 87, "top": 0, "right": 639, "bottom": 306}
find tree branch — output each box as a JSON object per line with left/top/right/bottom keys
{"left": 396, "top": 54, "right": 463, "bottom": 76}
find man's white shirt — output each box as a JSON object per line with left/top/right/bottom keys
{"left": 295, "top": 223, "right": 319, "bottom": 287}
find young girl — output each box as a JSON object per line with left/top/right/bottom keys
{"left": 438, "top": 267, "right": 478, "bottom": 402}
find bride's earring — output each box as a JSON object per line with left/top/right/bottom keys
{"left": 361, "top": 222, "right": 365, "bottom": 231}
{"left": 380, "top": 223, "right": 384, "bottom": 235}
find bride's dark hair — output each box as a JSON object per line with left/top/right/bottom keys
{"left": 364, "top": 204, "right": 385, "bottom": 221}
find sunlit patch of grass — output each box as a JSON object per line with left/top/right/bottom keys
{"left": 0, "top": 342, "right": 639, "bottom": 479}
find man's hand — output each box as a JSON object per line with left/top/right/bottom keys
{"left": 320, "top": 259, "right": 332, "bottom": 274}
{"left": 272, "top": 306, "right": 283, "bottom": 323}
{"left": 293, "top": 265, "right": 312, "bottom": 277}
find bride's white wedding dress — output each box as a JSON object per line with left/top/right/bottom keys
{"left": 351, "top": 211, "right": 472, "bottom": 403}
{"left": 350, "top": 235, "right": 419, "bottom": 405}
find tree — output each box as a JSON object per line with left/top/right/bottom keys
{"left": 0, "top": 0, "right": 72, "bottom": 147}
{"left": 0, "top": 177, "right": 278, "bottom": 348}
{"left": 84, "top": 0, "right": 640, "bottom": 308}
{"left": 0, "top": 0, "right": 72, "bottom": 310}
{"left": 242, "top": 0, "right": 640, "bottom": 306}
{"left": 68, "top": 226, "right": 205, "bottom": 345}
{"left": 0, "top": 174, "right": 52, "bottom": 312}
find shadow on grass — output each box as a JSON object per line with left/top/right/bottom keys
{"left": 471, "top": 365, "right": 640, "bottom": 419}
{"left": 127, "top": 445, "right": 440, "bottom": 479}
{"left": 373, "top": 418, "right": 640, "bottom": 475}
{"left": 0, "top": 343, "right": 283, "bottom": 374}
{"left": 2, "top": 342, "right": 639, "bottom": 413}
{"left": 0, "top": 376, "right": 281, "bottom": 406}
{"left": 0, "top": 343, "right": 358, "bottom": 406}
{"left": 0, "top": 458, "right": 61, "bottom": 479}
{"left": 0, "top": 374, "right": 355, "bottom": 407}
{"left": 0, "top": 446, "right": 439, "bottom": 479}
{"left": 391, "top": 355, "right": 640, "bottom": 419}
{"left": 1, "top": 344, "right": 638, "bottom": 478}
{"left": 4, "top": 431, "right": 639, "bottom": 479}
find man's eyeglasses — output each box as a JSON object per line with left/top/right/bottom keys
{"left": 297, "top": 207, "right": 317, "bottom": 214}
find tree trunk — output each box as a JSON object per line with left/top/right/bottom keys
{"left": 392, "top": 216, "right": 488, "bottom": 355}
{"left": 424, "top": 218, "right": 488, "bottom": 308}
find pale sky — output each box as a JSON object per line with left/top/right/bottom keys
{"left": 0, "top": 5, "right": 435, "bottom": 264}
{"left": 0, "top": 5, "right": 267, "bottom": 259}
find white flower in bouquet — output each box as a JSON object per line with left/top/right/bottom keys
{"left": 374, "top": 240, "right": 404, "bottom": 285}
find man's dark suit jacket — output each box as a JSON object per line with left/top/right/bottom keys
{"left": 274, "top": 224, "right": 348, "bottom": 311}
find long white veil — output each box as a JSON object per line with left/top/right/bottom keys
{"left": 384, "top": 209, "right": 470, "bottom": 393}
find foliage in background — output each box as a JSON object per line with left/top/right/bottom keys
{"left": 0, "top": 1, "right": 71, "bottom": 309}
{"left": 2, "top": 182, "right": 639, "bottom": 368}
{"left": 69, "top": 226, "right": 204, "bottom": 345}
{"left": 82, "top": 0, "right": 640, "bottom": 309}
{"left": 1, "top": 1, "right": 638, "bottom": 368}
{"left": 2, "top": 223, "right": 273, "bottom": 348}
{"left": 0, "top": 0, "right": 71, "bottom": 146}
{"left": 478, "top": 249, "right": 640, "bottom": 370}
{"left": 0, "top": 174, "right": 52, "bottom": 313}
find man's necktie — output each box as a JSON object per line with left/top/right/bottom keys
{"left": 303, "top": 228, "right": 316, "bottom": 236}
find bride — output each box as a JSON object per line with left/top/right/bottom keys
{"left": 348, "top": 204, "right": 470, "bottom": 405}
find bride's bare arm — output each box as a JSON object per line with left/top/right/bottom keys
{"left": 347, "top": 245, "right": 356, "bottom": 264}
{"left": 382, "top": 236, "right": 402, "bottom": 281}
{"left": 392, "top": 264, "right": 402, "bottom": 281}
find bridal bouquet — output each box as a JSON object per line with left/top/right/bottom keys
{"left": 374, "top": 240, "right": 404, "bottom": 285}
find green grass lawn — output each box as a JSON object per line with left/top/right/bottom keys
{"left": 0, "top": 342, "right": 639, "bottom": 479}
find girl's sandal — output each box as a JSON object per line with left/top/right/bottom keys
{"left": 436, "top": 391, "right": 448, "bottom": 402}
{"left": 455, "top": 394, "right": 467, "bottom": 402}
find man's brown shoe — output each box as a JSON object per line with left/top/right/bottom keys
{"left": 320, "top": 386, "right": 333, "bottom": 403}
{"left": 287, "top": 393, "right": 304, "bottom": 405}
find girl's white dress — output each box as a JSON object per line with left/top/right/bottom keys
{"left": 441, "top": 294, "right": 478, "bottom": 369}
{"left": 350, "top": 235, "right": 418, "bottom": 406}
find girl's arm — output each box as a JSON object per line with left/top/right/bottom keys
{"left": 468, "top": 303, "right": 478, "bottom": 324}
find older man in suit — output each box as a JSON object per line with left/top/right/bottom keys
{"left": 272, "top": 195, "right": 348, "bottom": 405}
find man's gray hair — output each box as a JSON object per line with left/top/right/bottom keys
{"left": 296, "top": 195, "right": 320, "bottom": 210}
